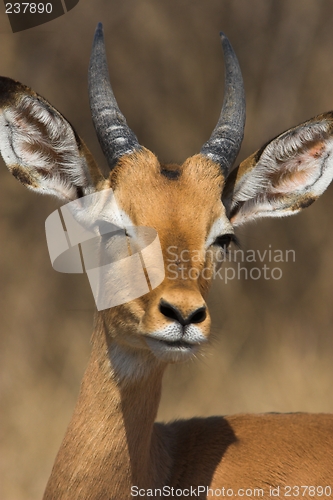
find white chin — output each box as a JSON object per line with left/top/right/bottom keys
{"left": 145, "top": 336, "right": 200, "bottom": 362}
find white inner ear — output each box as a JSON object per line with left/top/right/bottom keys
{"left": 0, "top": 95, "right": 92, "bottom": 200}
{"left": 229, "top": 120, "right": 333, "bottom": 225}
{"left": 260, "top": 127, "right": 333, "bottom": 196}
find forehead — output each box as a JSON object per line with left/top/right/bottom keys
{"left": 108, "top": 149, "right": 227, "bottom": 238}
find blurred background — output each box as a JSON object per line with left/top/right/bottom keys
{"left": 1, "top": 0, "right": 333, "bottom": 498}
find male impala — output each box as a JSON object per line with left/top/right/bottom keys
{"left": 1, "top": 23, "right": 333, "bottom": 499}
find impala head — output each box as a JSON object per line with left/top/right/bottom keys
{"left": 1, "top": 24, "right": 333, "bottom": 368}
{"left": 86, "top": 23, "right": 244, "bottom": 363}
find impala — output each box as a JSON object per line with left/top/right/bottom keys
{"left": 1, "top": 23, "right": 333, "bottom": 500}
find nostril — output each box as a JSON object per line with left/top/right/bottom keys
{"left": 159, "top": 302, "right": 180, "bottom": 322}
{"left": 159, "top": 299, "right": 207, "bottom": 326}
{"left": 189, "top": 307, "right": 207, "bottom": 324}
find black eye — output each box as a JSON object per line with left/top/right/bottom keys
{"left": 213, "top": 233, "right": 237, "bottom": 252}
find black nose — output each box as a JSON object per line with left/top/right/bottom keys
{"left": 159, "top": 299, "right": 207, "bottom": 326}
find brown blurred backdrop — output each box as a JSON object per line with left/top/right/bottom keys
{"left": 1, "top": 1, "right": 333, "bottom": 498}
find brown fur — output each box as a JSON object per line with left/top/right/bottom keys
{"left": 42, "top": 149, "right": 333, "bottom": 499}
{"left": 2, "top": 77, "right": 333, "bottom": 499}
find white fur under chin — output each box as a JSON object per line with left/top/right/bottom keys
{"left": 107, "top": 322, "right": 206, "bottom": 382}
{"left": 107, "top": 342, "right": 160, "bottom": 383}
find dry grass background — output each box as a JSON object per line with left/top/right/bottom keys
{"left": 1, "top": 0, "right": 333, "bottom": 498}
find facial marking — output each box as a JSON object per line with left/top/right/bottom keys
{"left": 205, "top": 216, "right": 234, "bottom": 249}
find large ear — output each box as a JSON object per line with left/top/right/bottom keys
{"left": 0, "top": 77, "right": 105, "bottom": 201}
{"left": 223, "top": 112, "right": 333, "bottom": 226}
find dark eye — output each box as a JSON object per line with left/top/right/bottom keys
{"left": 213, "top": 233, "right": 237, "bottom": 252}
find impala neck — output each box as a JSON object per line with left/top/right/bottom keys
{"left": 43, "top": 314, "right": 168, "bottom": 499}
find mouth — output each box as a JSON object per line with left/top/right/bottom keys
{"left": 145, "top": 335, "right": 203, "bottom": 361}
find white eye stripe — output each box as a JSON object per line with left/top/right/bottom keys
{"left": 205, "top": 217, "right": 234, "bottom": 249}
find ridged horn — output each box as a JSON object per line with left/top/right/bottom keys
{"left": 88, "top": 23, "right": 141, "bottom": 170}
{"left": 201, "top": 32, "right": 246, "bottom": 176}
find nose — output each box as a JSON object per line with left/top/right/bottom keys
{"left": 159, "top": 299, "right": 207, "bottom": 326}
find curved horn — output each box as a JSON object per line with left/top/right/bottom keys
{"left": 88, "top": 23, "right": 141, "bottom": 170}
{"left": 201, "top": 32, "right": 246, "bottom": 176}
